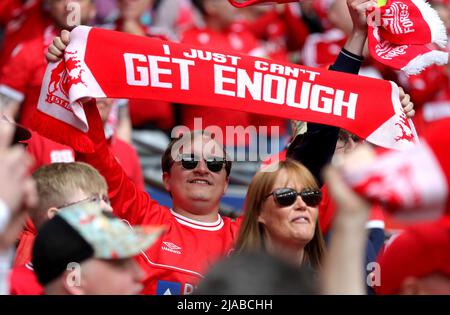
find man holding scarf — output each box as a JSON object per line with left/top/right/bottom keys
{"left": 44, "top": 0, "right": 413, "bottom": 295}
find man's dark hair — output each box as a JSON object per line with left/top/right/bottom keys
{"left": 195, "top": 252, "right": 318, "bottom": 295}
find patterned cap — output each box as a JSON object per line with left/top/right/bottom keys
{"left": 33, "top": 201, "right": 165, "bottom": 285}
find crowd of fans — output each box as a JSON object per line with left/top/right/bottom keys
{"left": 0, "top": 0, "right": 449, "bottom": 295}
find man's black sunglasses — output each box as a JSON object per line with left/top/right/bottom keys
{"left": 176, "top": 154, "right": 226, "bottom": 173}
{"left": 266, "top": 188, "right": 322, "bottom": 207}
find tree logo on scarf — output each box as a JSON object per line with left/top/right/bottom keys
{"left": 46, "top": 50, "right": 87, "bottom": 109}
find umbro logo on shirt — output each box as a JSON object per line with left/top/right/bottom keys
{"left": 162, "top": 241, "right": 182, "bottom": 254}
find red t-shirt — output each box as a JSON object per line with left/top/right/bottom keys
{"left": 0, "top": 24, "right": 56, "bottom": 127}
{"left": 79, "top": 140, "right": 242, "bottom": 295}
{"left": 9, "top": 262, "right": 43, "bottom": 295}
{"left": 110, "top": 137, "right": 145, "bottom": 191}
{"left": 27, "top": 131, "right": 76, "bottom": 173}
{"left": 0, "top": 0, "right": 49, "bottom": 67}
{"left": 0, "top": 0, "right": 21, "bottom": 25}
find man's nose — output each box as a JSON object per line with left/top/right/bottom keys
{"left": 193, "top": 159, "right": 209, "bottom": 174}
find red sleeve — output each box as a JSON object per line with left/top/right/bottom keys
{"left": 77, "top": 140, "right": 166, "bottom": 226}
{"left": 131, "top": 149, "right": 146, "bottom": 192}
{"left": 110, "top": 138, "right": 146, "bottom": 191}
{"left": 0, "top": 0, "right": 21, "bottom": 25}
{"left": 0, "top": 42, "right": 32, "bottom": 102}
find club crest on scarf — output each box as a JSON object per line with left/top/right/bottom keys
{"left": 46, "top": 50, "right": 86, "bottom": 110}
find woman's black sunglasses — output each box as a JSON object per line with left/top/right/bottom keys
{"left": 266, "top": 188, "right": 322, "bottom": 207}
{"left": 176, "top": 154, "right": 226, "bottom": 173}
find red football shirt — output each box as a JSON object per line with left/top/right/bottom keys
{"left": 0, "top": 24, "right": 56, "bottom": 127}
{"left": 78, "top": 140, "right": 243, "bottom": 295}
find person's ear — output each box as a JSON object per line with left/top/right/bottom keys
{"left": 162, "top": 172, "right": 171, "bottom": 193}
{"left": 47, "top": 207, "right": 59, "bottom": 220}
{"left": 258, "top": 210, "right": 267, "bottom": 225}
{"left": 222, "top": 177, "right": 228, "bottom": 196}
{"left": 61, "top": 270, "right": 85, "bottom": 295}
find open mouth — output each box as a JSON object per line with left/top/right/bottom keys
{"left": 291, "top": 216, "right": 310, "bottom": 224}
{"left": 188, "top": 179, "right": 212, "bottom": 185}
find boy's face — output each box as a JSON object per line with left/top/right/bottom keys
{"left": 75, "top": 258, "right": 144, "bottom": 295}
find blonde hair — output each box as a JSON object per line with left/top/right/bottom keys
{"left": 236, "top": 159, "right": 326, "bottom": 270}
{"left": 31, "top": 162, "right": 108, "bottom": 228}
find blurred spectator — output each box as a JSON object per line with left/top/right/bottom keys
{"left": 376, "top": 216, "right": 450, "bottom": 294}
{"left": 32, "top": 199, "right": 163, "bottom": 295}
{"left": 196, "top": 252, "right": 317, "bottom": 295}
{"left": 0, "top": 119, "right": 37, "bottom": 295}
{"left": 0, "top": 0, "right": 96, "bottom": 128}
{"left": 93, "top": 0, "right": 117, "bottom": 25}
{"left": 0, "top": 0, "right": 46, "bottom": 67}
{"left": 236, "top": 160, "right": 326, "bottom": 270}
{"left": 153, "top": 0, "right": 196, "bottom": 37}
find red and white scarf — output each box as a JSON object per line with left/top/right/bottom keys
{"left": 343, "top": 118, "right": 450, "bottom": 220}
{"left": 367, "top": 0, "right": 448, "bottom": 75}
{"left": 228, "top": 0, "right": 297, "bottom": 7}
{"left": 34, "top": 26, "right": 416, "bottom": 152}
{"left": 229, "top": 0, "right": 449, "bottom": 75}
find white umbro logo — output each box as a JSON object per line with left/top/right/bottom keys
{"left": 162, "top": 241, "right": 182, "bottom": 254}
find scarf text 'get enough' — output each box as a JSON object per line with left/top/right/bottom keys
{"left": 36, "top": 26, "right": 416, "bottom": 152}
{"left": 124, "top": 49, "right": 358, "bottom": 120}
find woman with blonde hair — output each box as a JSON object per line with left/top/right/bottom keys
{"left": 236, "top": 159, "right": 326, "bottom": 270}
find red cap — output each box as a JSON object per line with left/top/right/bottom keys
{"left": 376, "top": 216, "right": 450, "bottom": 294}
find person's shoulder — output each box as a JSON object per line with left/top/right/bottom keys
{"left": 222, "top": 215, "right": 243, "bottom": 230}
{"left": 10, "top": 263, "right": 44, "bottom": 295}
{"left": 6, "top": 35, "right": 44, "bottom": 65}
